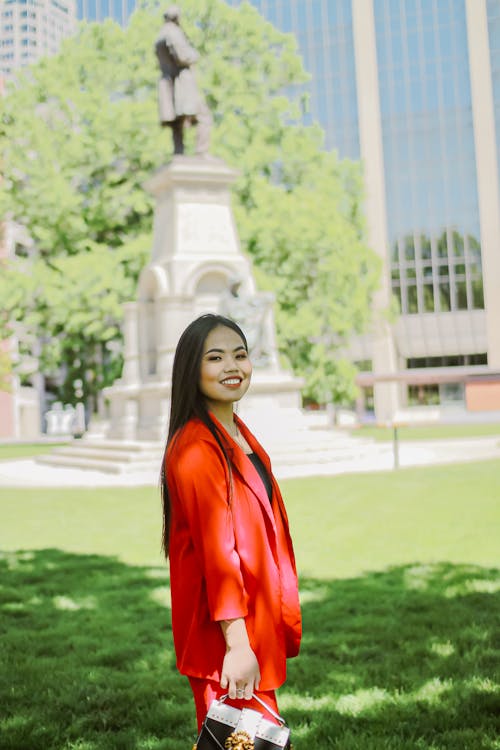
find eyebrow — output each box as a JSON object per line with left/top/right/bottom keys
{"left": 204, "top": 346, "right": 247, "bottom": 355}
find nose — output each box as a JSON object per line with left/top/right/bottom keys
{"left": 224, "top": 356, "right": 239, "bottom": 372}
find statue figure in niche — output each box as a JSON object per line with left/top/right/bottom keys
{"left": 219, "top": 277, "right": 278, "bottom": 370}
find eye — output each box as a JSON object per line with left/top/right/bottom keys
{"left": 207, "top": 355, "right": 222, "bottom": 361}
{"left": 236, "top": 352, "right": 248, "bottom": 359}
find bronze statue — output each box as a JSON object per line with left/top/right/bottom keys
{"left": 155, "top": 5, "right": 212, "bottom": 156}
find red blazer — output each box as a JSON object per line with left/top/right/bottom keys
{"left": 166, "top": 414, "right": 302, "bottom": 690}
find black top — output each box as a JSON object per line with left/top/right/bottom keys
{"left": 247, "top": 452, "right": 273, "bottom": 503}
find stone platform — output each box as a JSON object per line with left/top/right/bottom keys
{"left": 36, "top": 413, "right": 376, "bottom": 475}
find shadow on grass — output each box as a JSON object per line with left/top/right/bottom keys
{"left": 0, "top": 550, "right": 499, "bottom": 750}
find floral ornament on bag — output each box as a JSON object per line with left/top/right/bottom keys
{"left": 224, "top": 730, "right": 254, "bottom": 750}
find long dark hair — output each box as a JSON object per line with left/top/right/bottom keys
{"left": 160, "top": 313, "right": 248, "bottom": 558}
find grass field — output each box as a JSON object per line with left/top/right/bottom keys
{"left": 0, "top": 442, "right": 68, "bottom": 460}
{"left": 350, "top": 422, "right": 500, "bottom": 442}
{"left": 1, "top": 461, "right": 499, "bottom": 749}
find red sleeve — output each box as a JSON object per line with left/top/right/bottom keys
{"left": 170, "top": 440, "right": 249, "bottom": 622}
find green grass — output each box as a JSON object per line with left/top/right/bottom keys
{"left": 350, "top": 422, "right": 500, "bottom": 442}
{"left": 1, "top": 461, "right": 499, "bottom": 749}
{"left": 0, "top": 442, "right": 68, "bottom": 460}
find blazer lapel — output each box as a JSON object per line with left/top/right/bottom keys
{"left": 207, "top": 413, "right": 276, "bottom": 527}
{"left": 232, "top": 417, "right": 277, "bottom": 528}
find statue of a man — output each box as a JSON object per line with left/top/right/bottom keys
{"left": 219, "top": 277, "right": 278, "bottom": 370}
{"left": 154, "top": 5, "right": 212, "bottom": 156}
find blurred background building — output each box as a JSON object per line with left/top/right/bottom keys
{"left": 230, "top": 0, "right": 500, "bottom": 420}
{"left": 0, "top": 0, "right": 76, "bottom": 76}
{"left": 76, "top": 0, "right": 135, "bottom": 24}
{"left": 0, "top": 0, "right": 135, "bottom": 78}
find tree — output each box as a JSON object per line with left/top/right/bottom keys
{"left": 0, "top": 347, "right": 12, "bottom": 393}
{"left": 0, "top": 0, "right": 379, "bottom": 407}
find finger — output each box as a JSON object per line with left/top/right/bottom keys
{"left": 228, "top": 678, "right": 237, "bottom": 700}
{"left": 254, "top": 671, "right": 261, "bottom": 691}
{"left": 220, "top": 674, "right": 228, "bottom": 690}
{"left": 243, "top": 681, "right": 253, "bottom": 700}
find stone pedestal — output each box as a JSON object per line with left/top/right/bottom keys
{"left": 103, "top": 156, "right": 303, "bottom": 440}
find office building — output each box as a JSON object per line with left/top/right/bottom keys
{"left": 76, "top": 0, "right": 135, "bottom": 25}
{"left": 228, "top": 0, "right": 500, "bottom": 419}
{"left": 0, "top": 0, "right": 76, "bottom": 76}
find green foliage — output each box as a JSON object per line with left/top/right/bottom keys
{"left": 0, "top": 346, "right": 12, "bottom": 393}
{"left": 238, "top": 156, "right": 378, "bottom": 404}
{"left": 0, "top": 0, "right": 379, "bottom": 405}
{"left": 0, "top": 247, "right": 137, "bottom": 404}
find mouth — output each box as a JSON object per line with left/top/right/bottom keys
{"left": 220, "top": 377, "right": 242, "bottom": 386}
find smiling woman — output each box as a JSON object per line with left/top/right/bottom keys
{"left": 159, "top": 314, "right": 302, "bottom": 739}
{"left": 199, "top": 326, "right": 253, "bottom": 417}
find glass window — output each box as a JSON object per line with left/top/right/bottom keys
{"left": 391, "top": 268, "right": 400, "bottom": 282}
{"left": 437, "top": 232, "right": 448, "bottom": 258}
{"left": 423, "top": 284, "right": 435, "bottom": 312}
{"left": 378, "top": 2, "right": 479, "bottom": 258}
{"left": 405, "top": 236, "right": 415, "bottom": 261}
{"left": 408, "top": 384, "right": 440, "bottom": 406}
{"left": 420, "top": 235, "right": 432, "bottom": 260}
{"left": 391, "top": 286, "right": 402, "bottom": 311}
{"left": 469, "top": 353, "right": 488, "bottom": 365}
{"left": 472, "top": 279, "right": 484, "bottom": 309}
{"left": 451, "top": 231, "right": 464, "bottom": 257}
{"left": 407, "top": 284, "right": 418, "bottom": 313}
{"left": 455, "top": 280, "right": 468, "bottom": 310}
{"left": 439, "top": 283, "right": 451, "bottom": 312}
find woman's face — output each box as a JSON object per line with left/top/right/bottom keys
{"left": 199, "top": 325, "right": 252, "bottom": 411}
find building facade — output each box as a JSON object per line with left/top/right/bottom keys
{"left": 0, "top": 0, "right": 76, "bottom": 76}
{"left": 228, "top": 0, "right": 500, "bottom": 419}
{"left": 0, "top": 0, "right": 136, "bottom": 79}
{"left": 76, "top": 0, "right": 135, "bottom": 25}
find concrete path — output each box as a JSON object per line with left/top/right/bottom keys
{"left": 0, "top": 435, "right": 498, "bottom": 488}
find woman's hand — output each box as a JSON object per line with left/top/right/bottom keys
{"left": 219, "top": 618, "right": 261, "bottom": 700}
{"left": 220, "top": 643, "right": 261, "bottom": 699}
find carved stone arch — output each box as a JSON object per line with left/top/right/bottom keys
{"left": 182, "top": 263, "right": 231, "bottom": 316}
{"left": 183, "top": 263, "right": 230, "bottom": 297}
{"left": 137, "top": 264, "right": 169, "bottom": 302}
{"left": 137, "top": 266, "right": 169, "bottom": 380}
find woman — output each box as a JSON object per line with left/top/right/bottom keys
{"left": 161, "top": 313, "right": 302, "bottom": 732}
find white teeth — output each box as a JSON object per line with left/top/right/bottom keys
{"left": 222, "top": 378, "right": 241, "bottom": 385}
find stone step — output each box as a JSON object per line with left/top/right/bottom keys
{"left": 36, "top": 428, "right": 375, "bottom": 475}
{"left": 269, "top": 440, "right": 375, "bottom": 461}
{"left": 37, "top": 439, "right": 162, "bottom": 474}
{"left": 265, "top": 436, "right": 370, "bottom": 452}
{"left": 37, "top": 454, "right": 152, "bottom": 474}
{"left": 44, "top": 445, "right": 162, "bottom": 463}
{"left": 79, "top": 438, "right": 161, "bottom": 452}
